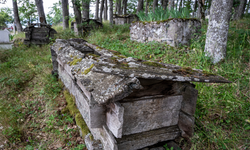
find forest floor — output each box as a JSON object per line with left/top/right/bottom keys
{"left": 0, "top": 16, "right": 250, "bottom": 150}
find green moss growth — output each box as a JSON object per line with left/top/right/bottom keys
{"left": 111, "top": 57, "right": 118, "bottom": 63}
{"left": 203, "top": 70, "right": 216, "bottom": 76}
{"left": 64, "top": 90, "right": 80, "bottom": 115}
{"left": 142, "top": 61, "right": 165, "bottom": 68}
{"left": 87, "top": 53, "right": 100, "bottom": 58}
{"left": 172, "top": 67, "right": 198, "bottom": 75}
{"left": 75, "top": 113, "right": 90, "bottom": 137}
{"left": 120, "top": 62, "right": 129, "bottom": 68}
{"left": 69, "top": 57, "right": 82, "bottom": 66}
{"left": 63, "top": 90, "right": 91, "bottom": 138}
{"left": 116, "top": 55, "right": 127, "bottom": 58}
{"left": 83, "top": 64, "right": 94, "bottom": 75}
{"left": 58, "top": 47, "right": 62, "bottom": 51}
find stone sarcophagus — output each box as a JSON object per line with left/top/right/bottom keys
{"left": 23, "top": 23, "right": 57, "bottom": 45}
{"left": 114, "top": 14, "right": 139, "bottom": 25}
{"left": 51, "top": 39, "right": 230, "bottom": 150}
{"left": 130, "top": 18, "right": 201, "bottom": 47}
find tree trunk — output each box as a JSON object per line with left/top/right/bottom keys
{"left": 62, "top": 0, "right": 69, "bottom": 29}
{"left": 233, "top": 0, "right": 247, "bottom": 20}
{"left": 168, "top": 0, "right": 174, "bottom": 10}
{"left": 122, "top": 0, "right": 127, "bottom": 15}
{"left": 176, "top": 0, "right": 179, "bottom": 10}
{"left": 204, "top": 0, "right": 233, "bottom": 64}
{"left": 12, "top": 0, "right": 22, "bottom": 32}
{"left": 95, "top": 0, "right": 99, "bottom": 19}
{"left": 104, "top": 0, "right": 108, "bottom": 20}
{"left": 116, "top": 0, "right": 122, "bottom": 15}
{"left": 109, "top": 0, "right": 113, "bottom": 25}
{"left": 162, "top": 0, "right": 168, "bottom": 9}
{"left": 193, "top": 0, "right": 198, "bottom": 16}
{"left": 153, "top": 0, "right": 158, "bottom": 12}
{"left": 100, "top": 0, "right": 105, "bottom": 22}
{"left": 72, "top": 0, "right": 82, "bottom": 34}
{"left": 137, "top": 0, "right": 144, "bottom": 13}
{"left": 82, "top": 0, "right": 90, "bottom": 20}
{"left": 179, "top": 0, "right": 182, "bottom": 11}
{"left": 145, "top": 0, "right": 149, "bottom": 14}
{"left": 35, "top": 0, "right": 47, "bottom": 24}
{"left": 207, "top": 0, "right": 212, "bottom": 15}
{"left": 197, "top": 0, "right": 205, "bottom": 21}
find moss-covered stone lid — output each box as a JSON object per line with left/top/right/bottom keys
{"left": 51, "top": 39, "right": 231, "bottom": 104}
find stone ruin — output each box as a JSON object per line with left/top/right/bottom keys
{"left": 130, "top": 18, "right": 201, "bottom": 47}
{"left": 50, "top": 39, "right": 230, "bottom": 150}
{"left": 23, "top": 23, "right": 57, "bottom": 45}
{"left": 114, "top": 14, "right": 139, "bottom": 25}
{"left": 71, "top": 19, "right": 103, "bottom": 35}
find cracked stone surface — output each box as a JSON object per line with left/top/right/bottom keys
{"left": 130, "top": 18, "right": 201, "bottom": 47}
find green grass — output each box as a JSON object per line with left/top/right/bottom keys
{"left": 0, "top": 42, "right": 86, "bottom": 149}
{"left": 137, "top": 7, "right": 191, "bottom": 22}
{"left": 85, "top": 18, "right": 250, "bottom": 149}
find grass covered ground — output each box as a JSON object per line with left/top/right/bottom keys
{"left": 0, "top": 17, "right": 249, "bottom": 149}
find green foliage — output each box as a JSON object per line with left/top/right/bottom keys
{"left": 0, "top": 7, "right": 13, "bottom": 27}
{"left": 137, "top": 7, "right": 191, "bottom": 22}
{"left": 46, "top": 2, "right": 63, "bottom": 25}
{"left": 18, "top": 0, "right": 37, "bottom": 25}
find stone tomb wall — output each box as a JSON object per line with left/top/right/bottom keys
{"left": 130, "top": 18, "right": 201, "bottom": 47}
{"left": 51, "top": 39, "right": 230, "bottom": 150}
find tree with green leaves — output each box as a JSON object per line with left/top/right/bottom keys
{"left": 0, "top": 7, "right": 13, "bottom": 28}
{"left": 18, "top": 0, "right": 37, "bottom": 25}
{"left": 46, "top": 2, "right": 63, "bottom": 25}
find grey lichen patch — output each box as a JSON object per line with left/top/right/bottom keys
{"left": 82, "top": 64, "right": 95, "bottom": 75}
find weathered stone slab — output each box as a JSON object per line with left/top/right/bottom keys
{"left": 50, "top": 39, "right": 231, "bottom": 150}
{"left": 178, "top": 111, "right": 195, "bottom": 139}
{"left": 116, "top": 126, "right": 180, "bottom": 150}
{"left": 0, "top": 30, "right": 10, "bottom": 43}
{"left": 106, "top": 102, "right": 124, "bottom": 138}
{"left": 130, "top": 18, "right": 201, "bottom": 47}
{"left": 121, "top": 95, "right": 183, "bottom": 135}
{"left": 181, "top": 84, "right": 198, "bottom": 116}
